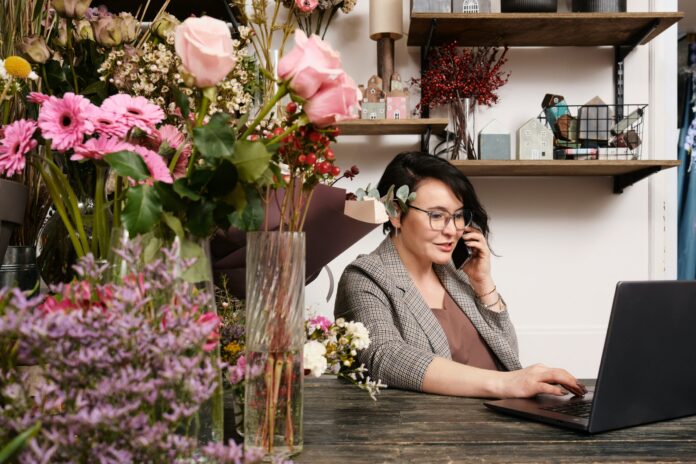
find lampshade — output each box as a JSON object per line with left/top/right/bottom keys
{"left": 369, "top": 0, "right": 403, "bottom": 40}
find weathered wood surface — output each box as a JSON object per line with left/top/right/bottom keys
{"left": 287, "top": 377, "right": 696, "bottom": 463}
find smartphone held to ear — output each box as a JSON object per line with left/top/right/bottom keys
{"left": 452, "top": 239, "right": 472, "bottom": 269}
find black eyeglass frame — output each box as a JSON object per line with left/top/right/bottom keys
{"left": 407, "top": 205, "right": 474, "bottom": 231}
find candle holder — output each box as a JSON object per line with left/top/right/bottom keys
{"left": 369, "top": 0, "right": 403, "bottom": 93}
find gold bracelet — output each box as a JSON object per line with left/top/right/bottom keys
{"left": 479, "top": 293, "right": 505, "bottom": 312}
{"left": 475, "top": 285, "right": 496, "bottom": 299}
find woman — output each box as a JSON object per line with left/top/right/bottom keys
{"left": 335, "top": 152, "right": 586, "bottom": 398}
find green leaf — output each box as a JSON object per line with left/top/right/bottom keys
{"left": 142, "top": 235, "right": 162, "bottom": 264}
{"left": 81, "top": 80, "right": 108, "bottom": 100}
{"left": 232, "top": 140, "right": 273, "bottom": 183}
{"left": 235, "top": 112, "right": 250, "bottom": 132}
{"left": 187, "top": 168, "right": 215, "bottom": 189}
{"left": 104, "top": 151, "right": 150, "bottom": 181}
{"left": 122, "top": 184, "right": 162, "bottom": 235}
{"left": 193, "top": 112, "right": 235, "bottom": 160}
{"left": 408, "top": 192, "right": 417, "bottom": 202}
{"left": 229, "top": 183, "right": 247, "bottom": 211}
{"left": 355, "top": 188, "right": 367, "bottom": 201}
{"left": 0, "top": 422, "right": 41, "bottom": 463}
{"left": 396, "top": 185, "right": 410, "bottom": 202}
{"left": 208, "top": 160, "right": 238, "bottom": 197}
{"left": 162, "top": 212, "right": 185, "bottom": 238}
{"left": 187, "top": 202, "right": 216, "bottom": 237}
{"left": 172, "top": 86, "right": 190, "bottom": 120}
{"left": 385, "top": 202, "right": 398, "bottom": 218}
{"left": 181, "top": 238, "right": 212, "bottom": 283}
{"left": 172, "top": 179, "right": 201, "bottom": 201}
{"left": 154, "top": 183, "right": 185, "bottom": 211}
{"left": 229, "top": 186, "right": 264, "bottom": 231}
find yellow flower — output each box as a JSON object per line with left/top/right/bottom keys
{"left": 3, "top": 56, "right": 38, "bottom": 80}
{"left": 224, "top": 342, "right": 243, "bottom": 355}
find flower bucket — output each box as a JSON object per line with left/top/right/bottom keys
{"left": 244, "top": 231, "right": 305, "bottom": 460}
{"left": 0, "top": 179, "right": 28, "bottom": 269}
{"left": 0, "top": 246, "right": 39, "bottom": 294}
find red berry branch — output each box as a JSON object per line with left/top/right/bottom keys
{"left": 412, "top": 42, "right": 510, "bottom": 110}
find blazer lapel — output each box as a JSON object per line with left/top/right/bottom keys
{"left": 377, "top": 239, "right": 451, "bottom": 359}
{"left": 435, "top": 264, "right": 520, "bottom": 371}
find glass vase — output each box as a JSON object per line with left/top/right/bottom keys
{"left": 108, "top": 228, "right": 224, "bottom": 448}
{"left": 244, "top": 231, "right": 305, "bottom": 460}
{"left": 448, "top": 97, "right": 478, "bottom": 160}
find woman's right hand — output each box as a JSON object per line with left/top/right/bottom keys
{"left": 497, "top": 364, "right": 588, "bottom": 398}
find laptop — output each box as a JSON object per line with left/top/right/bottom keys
{"left": 484, "top": 280, "right": 696, "bottom": 434}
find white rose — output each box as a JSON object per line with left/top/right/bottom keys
{"left": 345, "top": 321, "right": 370, "bottom": 350}
{"left": 303, "top": 340, "right": 327, "bottom": 377}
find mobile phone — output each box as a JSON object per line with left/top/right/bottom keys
{"left": 452, "top": 238, "right": 471, "bottom": 269}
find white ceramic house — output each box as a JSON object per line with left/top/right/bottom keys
{"left": 479, "top": 119, "right": 511, "bottom": 160}
{"left": 517, "top": 118, "right": 554, "bottom": 160}
{"left": 453, "top": 0, "right": 480, "bottom": 13}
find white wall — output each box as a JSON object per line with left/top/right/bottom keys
{"left": 304, "top": 0, "right": 679, "bottom": 378}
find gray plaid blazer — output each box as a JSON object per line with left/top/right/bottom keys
{"left": 335, "top": 237, "right": 522, "bottom": 391}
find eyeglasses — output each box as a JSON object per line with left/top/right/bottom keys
{"left": 408, "top": 205, "right": 473, "bottom": 231}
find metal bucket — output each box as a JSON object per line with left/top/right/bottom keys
{"left": 0, "top": 246, "right": 40, "bottom": 293}
{"left": 571, "top": 0, "right": 626, "bottom": 12}
{"left": 501, "top": 0, "right": 557, "bottom": 12}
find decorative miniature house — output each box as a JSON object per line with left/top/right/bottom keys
{"left": 541, "top": 93, "right": 570, "bottom": 138}
{"left": 517, "top": 118, "right": 554, "bottom": 160}
{"left": 478, "top": 119, "right": 511, "bottom": 160}
{"left": 453, "top": 0, "right": 480, "bottom": 12}
{"left": 361, "top": 75, "right": 386, "bottom": 120}
{"left": 412, "top": 0, "right": 451, "bottom": 12}
{"left": 386, "top": 74, "right": 409, "bottom": 120}
{"left": 578, "top": 96, "right": 612, "bottom": 142}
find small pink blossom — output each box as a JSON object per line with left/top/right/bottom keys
{"left": 154, "top": 125, "right": 192, "bottom": 180}
{"left": 197, "top": 312, "right": 221, "bottom": 352}
{"left": 37, "top": 93, "right": 98, "bottom": 152}
{"left": 101, "top": 94, "right": 165, "bottom": 134}
{"left": 0, "top": 119, "right": 38, "bottom": 177}
{"left": 125, "top": 144, "right": 173, "bottom": 184}
{"left": 27, "top": 92, "right": 51, "bottom": 105}
{"left": 295, "top": 0, "right": 318, "bottom": 13}
{"left": 228, "top": 355, "right": 246, "bottom": 384}
{"left": 71, "top": 135, "right": 131, "bottom": 161}
{"left": 308, "top": 315, "right": 332, "bottom": 333}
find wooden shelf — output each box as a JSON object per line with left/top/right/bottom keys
{"left": 450, "top": 160, "right": 681, "bottom": 193}
{"left": 407, "top": 12, "right": 683, "bottom": 47}
{"left": 336, "top": 119, "right": 448, "bottom": 136}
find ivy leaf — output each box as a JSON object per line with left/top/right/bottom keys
{"left": 162, "top": 212, "right": 185, "bottom": 238}
{"left": 122, "top": 184, "right": 162, "bottom": 235}
{"left": 172, "top": 179, "right": 201, "bottom": 201}
{"left": 229, "top": 186, "right": 264, "bottom": 231}
{"left": 181, "top": 238, "right": 212, "bottom": 283}
{"left": 104, "top": 151, "right": 150, "bottom": 181}
{"left": 231, "top": 140, "right": 273, "bottom": 183}
{"left": 193, "top": 112, "right": 235, "bottom": 160}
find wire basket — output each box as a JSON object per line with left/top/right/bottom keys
{"left": 537, "top": 103, "right": 647, "bottom": 160}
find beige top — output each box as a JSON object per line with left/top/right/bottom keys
{"left": 431, "top": 292, "right": 501, "bottom": 371}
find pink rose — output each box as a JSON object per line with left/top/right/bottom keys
{"left": 295, "top": 0, "right": 318, "bottom": 13}
{"left": 303, "top": 72, "right": 361, "bottom": 127}
{"left": 278, "top": 29, "right": 342, "bottom": 100}
{"left": 174, "top": 16, "right": 237, "bottom": 88}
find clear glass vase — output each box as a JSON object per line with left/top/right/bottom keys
{"left": 448, "top": 97, "right": 478, "bottom": 160}
{"left": 244, "top": 231, "right": 305, "bottom": 460}
{"left": 108, "top": 228, "right": 224, "bottom": 448}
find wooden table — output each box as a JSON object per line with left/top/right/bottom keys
{"left": 289, "top": 377, "right": 696, "bottom": 463}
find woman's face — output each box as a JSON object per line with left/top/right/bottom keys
{"left": 393, "top": 177, "right": 465, "bottom": 266}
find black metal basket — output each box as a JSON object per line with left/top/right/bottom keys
{"left": 501, "top": 0, "right": 557, "bottom": 12}
{"left": 537, "top": 103, "right": 647, "bottom": 160}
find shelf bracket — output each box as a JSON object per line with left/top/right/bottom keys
{"left": 613, "top": 19, "right": 660, "bottom": 119}
{"left": 613, "top": 166, "right": 661, "bottom": 194}
{"left": 420, "top": 19, "right": 438, "bottom": 152}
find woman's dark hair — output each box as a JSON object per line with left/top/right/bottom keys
{"left": 377, "top": 152, "right": 490, "bottom": 237}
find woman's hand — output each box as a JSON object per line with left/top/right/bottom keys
{"left": 460, "top": 225, "right": 492, "bottom": 286}
{"left": 496, "top": 364, "right": 588, "bottom": 399}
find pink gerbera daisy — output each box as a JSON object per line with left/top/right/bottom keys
{"left": 37, "top": 93, "right": 97, "bottom": 152}
{"left": 101, "top": 94, "right": 165, "bottom": 134}
{"left": 27, "top": 92, "right": 51, "bottom": 105}
{"left": 125, "top": 143, "right": 173, "bottom": 184}
{"left": 0, "top": 119, "right": 38, "bottom": 177}
{"left": 92, "top": 108, "right": 131, "bottom": 138}
{"left": 71, "top": 135, "right": 131, "bottom": 161}
{"left": 154, "top": 125, "right": 191, "bottom": 180}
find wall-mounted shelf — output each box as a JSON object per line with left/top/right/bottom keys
{"left": 336, "top": 119, "right": 448, "bottom": 136}
{"left": 407, "top": 12, "right": 683, "bottom": 47}
{"left": 450, "top": 160, "right": 680, "bottom": 193}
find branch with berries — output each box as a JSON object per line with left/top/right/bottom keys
{"left": 412, "top": 42, "right": 510, "bottom": 110}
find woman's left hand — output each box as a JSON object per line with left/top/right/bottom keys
{"left": 459, "top": 226, "right": 492, "bottom": 286}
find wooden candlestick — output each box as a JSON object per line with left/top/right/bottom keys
{"left": 376, "top": 36, "right": 395, "bottom": 93}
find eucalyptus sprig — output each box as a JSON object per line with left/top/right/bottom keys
{"left": 355, "top": 184, "right": 417, "bottom": 218}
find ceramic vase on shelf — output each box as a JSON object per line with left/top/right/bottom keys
{"left": 244, "top": 231, "right": 305, "bottom": 460}
{"left": 448, "top": 97, "right": 478, "bottom": 160}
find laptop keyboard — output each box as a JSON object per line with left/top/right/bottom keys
{"left": 541, "top": 400, "right": 593, "bottom": 418}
